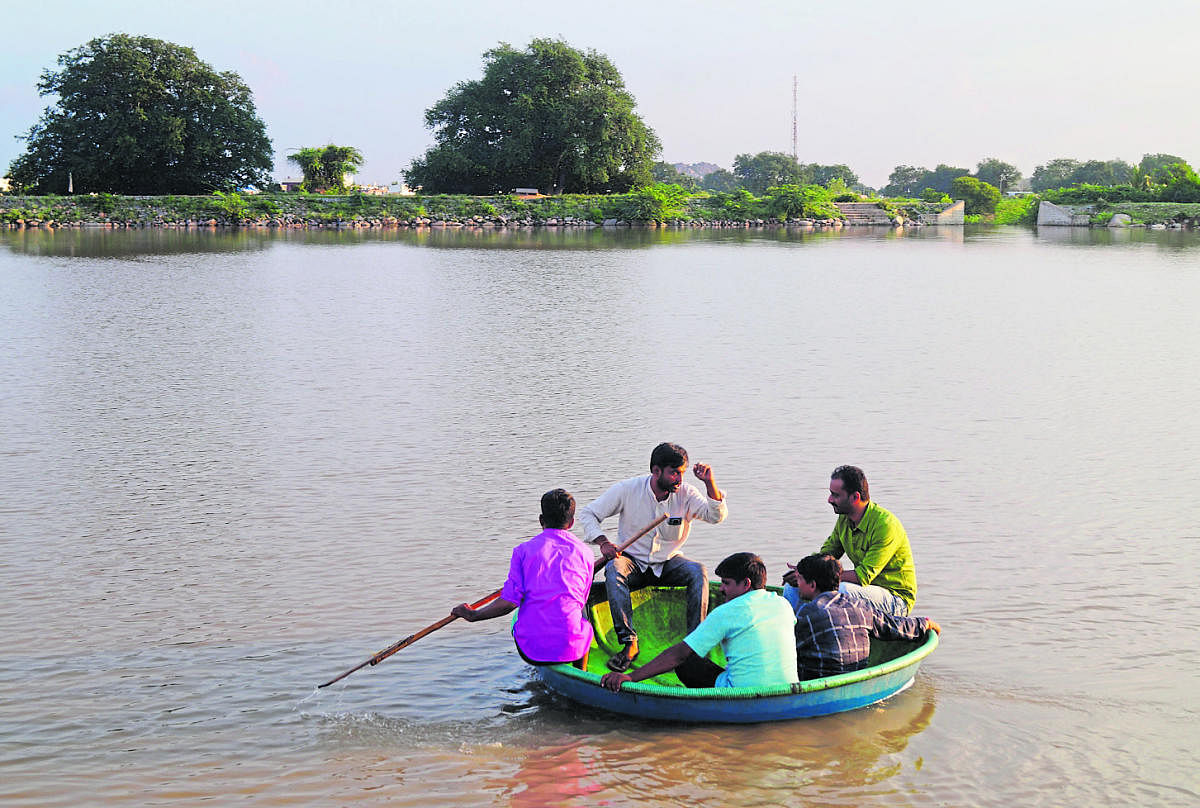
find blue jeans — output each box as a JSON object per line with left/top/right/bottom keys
{"left": 604, "top": 554, "right": 708, "bottom": 646}
{"left": 782, "top": 582, "right": 910, "bottom": 616}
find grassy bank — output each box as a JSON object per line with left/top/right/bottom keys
{"left": 0, "top": 189, "right": 958, "bottom": 228}
{"left": 8, "top": 190, "right": 1189, "bottom": 229}
{"left": 1086, "top": 202, "right": 1200, "bottom": 226}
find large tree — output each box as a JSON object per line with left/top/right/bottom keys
{"left": 974, "top": 158, "right": 1022, "bottom": 194}
{"left": 951, "top": 176, "right": 1000, "bottom": 214}
{"left": 807, "top": 163, "right": 859, "bottom": 188}
{"left": 1030, "top": 158, "right": 1083, "bottom": 192}
{"left": 700, "top": 168, "right": 738, "bottom": 193}
{"left": 1138, "top": 153, "right": 1189, "bottom": 175}
{"left": 882, "top": 165, "right": 930, "bottom": 197}
{"left": 7, "top": 34, "right": 272, "bottom": 194}
{"left": 732, "top": 152, "right": 808, "bottom": 195}
{"left": 1072, "top": 159, "right": 1133, "bottom": 186}
{"left": 924, "top": 164, "right": 972, "bottom": 194}
{"left": 288, "top": 145, "right": 364, "bottom": 193}
{"left": 882, "top": 163, "right": 970, "bottom": 197}
{"left": 406, "top": 39, "right": 659, "bottom": 194}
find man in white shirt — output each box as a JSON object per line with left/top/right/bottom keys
{"left": 578, "top": 442, "right": 728, "bottom": 672}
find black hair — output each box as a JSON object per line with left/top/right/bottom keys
{"left": 796, "top": 553, "right": 842, "bottom": 593}
{"left": 714, "top": 552, "right": 767, "bottom": 589}
{"left": 540, "top": 488, "right": 575, "bottom": 529}
{"left": 650, "top": 442, "right": 688, "bottom": 471}
{"left": 831, "top": 465, "right": 870, "bottom": 501}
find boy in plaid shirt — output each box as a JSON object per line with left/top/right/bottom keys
{"left": 790, "top": 554, "right": 940, "bottom": 680}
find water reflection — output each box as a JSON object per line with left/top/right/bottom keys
{"left": 1034, "top": 224, "right": 1200, "bottom": 251}
{"left": 0, "top": 227, "right": 273, "bottom": 257}
{"left": 505, "top": 741, "right": 606, "bottom": 807}
{"left": 495, "top": 679, "right": 937, "bottom": 806}
{"left": 1, "top": 222, "right": 985, "bottom": 258}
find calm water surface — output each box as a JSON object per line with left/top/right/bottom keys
{"left": 2, "top": 225, "right": 1198, "bottom": 806}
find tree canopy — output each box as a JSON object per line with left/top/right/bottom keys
{"left": 699, "top": 169, "right": 738, "bottom": 193}
{"left": 1137, "top": 153, "right": 1188, "bottom": 176}
{"left": 808, "top": 163, "right": 859, "bottom": 188}
{"left": 732, "top": 152, "right": 805, "bottom": 195}
{"left": 7, "top": 34, "right": 272, "bottom": 194}
{"left": 728, "top": 154, "right": 863, "bottom": 195}
{"left": 951, "top": 176, "right": 1000, "bottom": 214}
{"left": 1030, "top": 158, "right": 1135, "bottom": 191}
{"left": 762, "top": 183, "right": 841, "bottom": 220}
{"left": 288, "top": 145, "right": 364, "bottom": 193}
{"left": 1029, "top": 158, "right": 1081, "bottom": 192}
{"left": 651, "top": 161, "right": 698, "bottom": 191}
{"left": 881, "top": 165, "right": 929, "bottom": 197}
{"left": 405, "top": 39, "right": 660, "bottom": 194}
{"left": 974, "top": 158, "right": 1022, "bottom": 193}
{"left": 881, "top": 164, "right": 970, "bottom": 197}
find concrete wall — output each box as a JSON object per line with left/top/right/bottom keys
{"left": 918, "top": 200, "right": 964, "bottom": 225}
{"left": 1038, "top": 201, "right": 1092, "bottom": 226}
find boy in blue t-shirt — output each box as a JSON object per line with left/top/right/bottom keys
{"left": 600, "top": 552, "right": 798, "bottom": 691}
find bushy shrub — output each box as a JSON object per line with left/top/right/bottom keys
{"left": 993, "top": 196, "right": 1038, "bottom": 225}
{"left": 763, "top": 184, "right": 841, "bottom": 219}
{"left": 250, "top": 197, "right": 281, "bottom": 216}
{"left": 617, "top": 183, "right": 690, "bottom": 222}
{"left": 460, "top": 197, "right": 498, "bottom": 218}
{"left": 1042, "top": 184, "right": 1155, "bottom": 204}
{"left": 950, "top": 176, "right": 1000, "bottom": 215}
{"left": 211, "top": 191, "right": 249, "bottom": 221}
{"left": 718, "top": 189, "right": 760, "bottom": 219}
{"left": 763, "top": 184, "right": 806, "bottom": 218}
{"left": 1160, "top": 173, "right": 1200, "bottom": 203}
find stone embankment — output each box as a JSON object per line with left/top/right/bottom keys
{"left": 0, "top": 215, "right": 934, "bottom": 230}
{"left": 1, "top": 211, "right": 956, "bottom": 230}
{"left": 1038, "top": 200, "right": 1200, "bottom": 228}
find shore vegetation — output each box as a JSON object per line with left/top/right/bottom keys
{"left": 287, "top": 146, "right": 365, "bottom": 194}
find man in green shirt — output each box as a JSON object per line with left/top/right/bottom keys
{"left": 784, "top": 465, "right": 917, "bottom": 616}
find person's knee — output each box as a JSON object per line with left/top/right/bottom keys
{"left": 607, "top": 556, "right": 635, "bottom": 580}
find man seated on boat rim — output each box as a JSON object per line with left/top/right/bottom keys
{"left": 790, "top": 553, "right": 940, "bottom": 680}
{"left": 579, "top": 442, "right": 728, "bottom": 673}
{"left": 782, "top": 465, "right": 917, "bottom": 616}
{"left": 451, "top": 488, "right": 593, "bottom": 666}
{"left": 599, "top": 553, "right": 798, "bottom": 691}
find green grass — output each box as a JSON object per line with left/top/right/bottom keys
{"left": 994, "top": 196, "right": 1038, "bottom": 225}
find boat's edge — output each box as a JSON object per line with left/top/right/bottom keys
{"left": 543, "top": 628, "right": 938, "bottom": 701}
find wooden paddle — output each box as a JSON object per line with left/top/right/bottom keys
{"left": 589, "top": 513, "right": 667, "bottom": 573}
{"left": 316, "top": 514, "right": 669, "bottom": 688}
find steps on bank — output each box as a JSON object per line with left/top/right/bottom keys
{"left": 834, "top": 202, "right": 896, "bottom": 225}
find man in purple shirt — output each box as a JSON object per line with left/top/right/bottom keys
{"left": 791, "top": 554, "right": 940, "bottom": 680}
{"left": 451, "top": 489, "right": 595, "bottom": 664}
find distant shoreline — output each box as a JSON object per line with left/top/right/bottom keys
{"left": 3, "top": 194, "right": 1196, "bottom": 230}
{"left": 0, "top": 192, "right": 960, "bottom": 229}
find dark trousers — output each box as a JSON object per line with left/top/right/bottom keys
{"left": 603, "top": 554, "right": 709, "bottom": 646}
{"left": 675, "top": 651, "right": 724, "bottom": 688}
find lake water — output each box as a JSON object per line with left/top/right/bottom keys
{"left": 1, "top": 224, "right": 1198, "bottom": 806}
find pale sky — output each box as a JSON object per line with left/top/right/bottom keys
{"left": 2, "top": 0, "right": 1197, "bottom": 189}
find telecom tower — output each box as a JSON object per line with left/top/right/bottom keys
{"left": 792, "top": 75, "right": 798, "bottom": 161}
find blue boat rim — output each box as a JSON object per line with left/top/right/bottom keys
{"left": 543, "top": 629, "right": 938, "bottom": 700}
